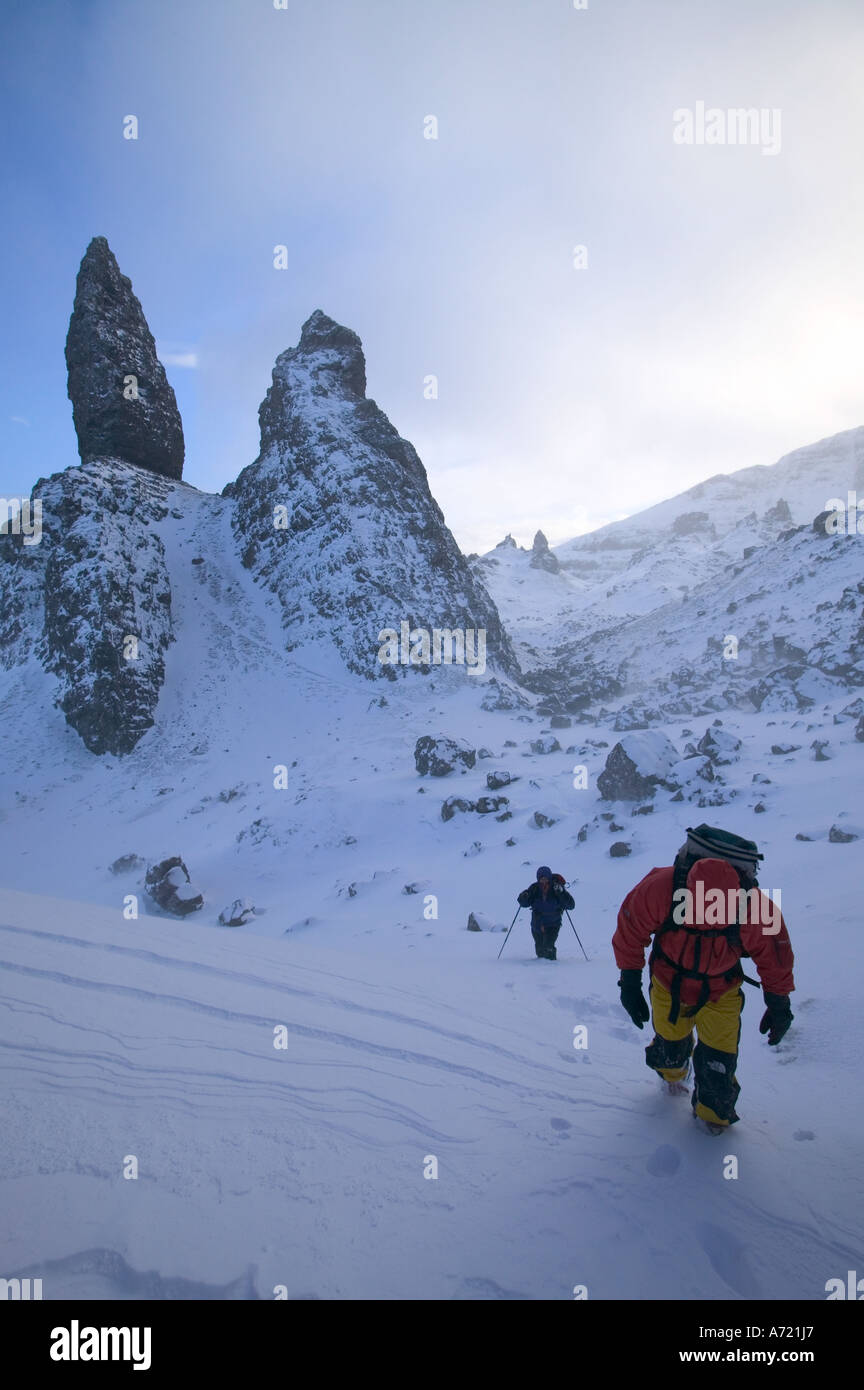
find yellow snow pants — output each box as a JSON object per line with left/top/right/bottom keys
{"left": 647, "top": 975, "right": 744, "bottom": 1127}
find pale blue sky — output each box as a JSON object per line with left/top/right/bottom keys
{"left": 1, "top": 0, "right": 862, "bottom": 552}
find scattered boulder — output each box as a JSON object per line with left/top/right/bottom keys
{"left": 219, "top": 898, "right": 256, "bottom": 926}
{"left": 145, "top": 857, "right": 203, "bottom": 916}
{"left": 697, "top": 727, "right": 742, "bottom": 764}
{"left": 467, "top": 910, "right": 498, "bottom": 931}
{"left": 696, "top": 788, "right": 731, "bottom": 807}
{"left": 486, "top": 769, "right": 517, "bottom": 790}
{"left": 415, "top": 735, "right": 476, "bottom": 777}
{"left": 475, "top": 795, "right": 509, "bottom": 815}
{"left": 441, "top": 797, "right": 475, "bottom": 822}
{"left": 811, "top": 740, "right": 831, "bottom": 761}
{"left": 770, "top": 743, "right": 801, "bottom": 755}
{"left": 748, "top": 669, "right": 806, "bottom": 713}
{"left": 533, "top": 811, "right": 557, "bottom": 828}
{"left": 530, "top": 734, "right": 561, "bottom": 755}
{"left": 856, "top": 715, "right": 864, "bottom": 743}
{"left": 613, "top": 705, "right": 660, "bottom": 732}
{"left": 610, "top": 841, "right": 632, "bottom": 857}
{"left": 550, "top": 714, "right": 571, "bottom": 729}
{"left": 597, "top": 732, "right": 679, "bottom": 801}
{"left": 109, "top": 853, "right": 145, "bottom": 875}
{"left": 829, "top": 823, "right": 861, "bottom": 843}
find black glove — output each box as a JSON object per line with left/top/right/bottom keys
{"left": 619, "top": 970, "right": 650, "bottom": 1029}
{"left": 759, "top": 992, "right": 793, "bottom": 1046}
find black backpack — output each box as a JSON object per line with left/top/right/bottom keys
{"left": 648, "top": 825, "right": 763, "bottom": 1024}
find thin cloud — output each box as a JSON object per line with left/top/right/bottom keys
{"left": 160, "top": 351, "right": 198, "bottom": 369}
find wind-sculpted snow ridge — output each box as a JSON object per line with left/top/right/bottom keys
{"left": 0, "top": 460, "right": 176, "bottom": 755}
{"left": 225, "top": 310, "right": 518, "bottom": 682}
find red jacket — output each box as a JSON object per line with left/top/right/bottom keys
{"left": 612, "top": 859, "right": 794, "bottom": 1006}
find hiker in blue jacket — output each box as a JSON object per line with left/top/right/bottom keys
{"left": 518, "top": 866, "right": 575, "bottom": 960}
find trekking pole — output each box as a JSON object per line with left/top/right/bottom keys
{"left": 497, "top": 906, "right": 522, "bottom": 960}
{"left": 565, "top": 909, "right": 589, "bottom": 961}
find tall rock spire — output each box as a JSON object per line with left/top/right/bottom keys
{"left": 65, "top": 236, "right": 184, "bottom": 480}
{"left": 226, "top": 310, "right": 519, "bottom": 681}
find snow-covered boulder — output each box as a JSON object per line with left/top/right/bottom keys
{"left": 109, "top": 853, "right": 145, "bottom": 875}
{"left": 828, "top": 823, "right": 862, "bottom": 843}
{"left": 530, "top": 734, "right": 561, "bottom": 755}
{"left": 441, "top": 796, "right": 475, "bottom": 822}
{"left": 486, "top": 769, "right": 516, "bottom": 790}
{"left": 466, "top": 911, "right": 495, "bottom": 932}
{"left": 696, "top": 727, "right": 742, "bottom": 764}
{"left": 597, "top": 731, "right": 680, "bottom": 801}
{"left": 145, "top": 857, "right": 204, "bottom": 916}
{"left": 414, "top": 735, "right": 476, "bottom": 777}
{"left": 219, "top": 898, "right": 256, "bottom": 926}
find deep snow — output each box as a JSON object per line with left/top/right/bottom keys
{"left": 2, "top": 431, "right": 863, "bottom": 1300}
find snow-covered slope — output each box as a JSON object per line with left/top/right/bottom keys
{"left": 480, "top": 427, "right": 864, "bottom": 672}
{"left": 2, "top": 722, "right": 862, "bottom": 1301}
{"left": 2, "top": 301, "right": 863, "bottom": 1302}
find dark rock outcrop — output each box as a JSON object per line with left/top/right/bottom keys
{"left": 225, "top": 310, "right": 517, "bottom": 680}
{"left": 1, "top": 461, "right": 174, "bottom": 754}
{"left": 530, "top": 529, "right": 560, "bottom": 573}
{"left": 65, "top": 237, "right": 184, "bottom": 480}
{"left": 415, "top": 735, "right": 476, "bottom": 777}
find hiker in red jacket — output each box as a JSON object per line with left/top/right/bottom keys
{"left": 612, "top": 832, "right": 794, "bottom": 1132}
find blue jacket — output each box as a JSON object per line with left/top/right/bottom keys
{"left": 518, "top": 879, "right": 575, "bottom": 927}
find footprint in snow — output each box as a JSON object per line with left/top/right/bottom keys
{"left": 697, "top": 1222, "right": 762, "bottom": 1299}
{"left": 645, "top": 1144, "right": 682, "bottom": 1177}
{"left": 550, "top": 1117, "right": 571, "bottom": 1132}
